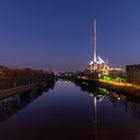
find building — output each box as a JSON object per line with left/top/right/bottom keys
{"left": 86, "top": 16, "right": 107, "bottom": 71}
{"left": 126, "top": 64, "right": 140, "bottom": 84}
{"left": 85, "top": 16, "right": 108, "bottom": 73}
{"left": 85, "top": 16, "right": 122, "bottom": 76}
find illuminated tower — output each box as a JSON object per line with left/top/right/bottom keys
{"left": 86, "top": 16, "right": 109, "bottom": 72}
{"left": 93, "top": 16, "right": 97, "bottom": 62}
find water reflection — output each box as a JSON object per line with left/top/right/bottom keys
{"left": 0, "top": 80, "right": 55, "bottom": 123}
{"left": 108, "top": 92, "right": 140, "bottom": 121}
{"left": 93, "top": 95, "right": 98, "bottom": 140}
{"left": 74, "top": 79, "right": 140, "bottom": 140}
{"left": 0, "top": 80, "right": 140, "bottom": 140}
{"left": 74, "top": 79, "right": 140, "bottom": 121}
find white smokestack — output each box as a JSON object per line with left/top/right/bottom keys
{"left": 94, "top": 16, "right": 97, "bottom": 62}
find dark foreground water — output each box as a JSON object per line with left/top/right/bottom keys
{"left": 0, "top": 81, "right": 140, "bottom": 140}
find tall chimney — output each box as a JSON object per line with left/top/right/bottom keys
{"left": 94, "top": 16, "right": 97, "bottom": 62}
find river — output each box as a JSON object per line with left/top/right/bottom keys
{"left": 0, "top": 80, "right": 140, "bottom": 140}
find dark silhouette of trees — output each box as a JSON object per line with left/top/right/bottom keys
{"left": 0, "top": 65, "right": 54, "bottom": 90}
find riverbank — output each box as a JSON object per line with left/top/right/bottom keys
{"left": 76, "top": 76, "right": 140, "bottom": 99}
{"left": 0, "top": 65, "right": 55, "bottom": 99}
{"left": 0, "top": 79, "right": 55, "bottom": 99}
{"left": 0, "top": 83, "right": 42, "bottom": 99}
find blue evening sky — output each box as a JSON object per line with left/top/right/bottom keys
{"left": 0, "top": 0, "right": 140, "bottom": 72}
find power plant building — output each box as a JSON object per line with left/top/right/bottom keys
{"left": 86, "top": 16, "right": 108, "bottom": 73}
{"left": 85, "top": 16, "right": 122, "bottom": 75}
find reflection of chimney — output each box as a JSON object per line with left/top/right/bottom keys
{"left": 94, "top": 95, "right": 97, "bottom": 123}
{"left": 94, "top": 16, "right": 96, "bottom": 62}
{"left": 93, "top": 95, "right": 97, "bottom": 140}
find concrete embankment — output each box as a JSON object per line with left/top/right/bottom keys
{"left": 0, "top": 84, "right": 38, "bottom": 99}
{"left": 76, "top": 76, "right": 140, "bottom": 99}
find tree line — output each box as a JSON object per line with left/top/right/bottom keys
{"left": 0, "top": 65, "right": 54, "bottom": 90}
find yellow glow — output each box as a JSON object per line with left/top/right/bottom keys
{"left": 99, "top": 79, "right": 140, "bottom": 90}
{"left": 77, "top": 76, "right": 140, "bottom": 90}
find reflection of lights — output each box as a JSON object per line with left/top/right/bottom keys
{"left": 82, "top": 82, "right": 88, "bottom": 85}
{"left": 89, "top": 93, "right": 94, "bottom": 96}
{"left": 118, "top": 97, "right": 120, "bottom": 100}
{"left": 98, "top": 96, "right": 105, "bottom": 102}
{"left": 77, "top": 76, "right": 88, "bottom": 80}
{"left": 94, "top": 96, "right": 97, "bottom": 108}
{"left": 99, "top": 87, "right": 109, "bottom": 94}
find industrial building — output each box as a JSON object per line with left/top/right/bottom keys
{"left": 126, "top": 64, "right": 140, "bottom": 84}
{"left": 85, "top": 16, "right": 122, "bottom": 76}
{"left": 86, "top": 16, "right": 107, "bottom": 72}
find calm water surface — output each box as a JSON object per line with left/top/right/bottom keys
{"left": 0, "top": 81, "right": 140, "bottom": 140}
